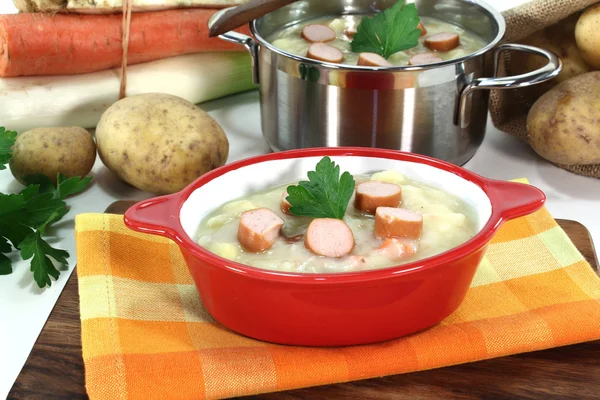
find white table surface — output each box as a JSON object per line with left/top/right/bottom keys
{"left": 3, "top": 0, "right": 599, "bottom": 398}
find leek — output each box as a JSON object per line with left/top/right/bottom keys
{"left": 0, "top": 52, "right": 256, "bottom": 132}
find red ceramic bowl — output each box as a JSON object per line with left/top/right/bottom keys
{"left": 124, "top": 147, "right": 545, "bottom": 347}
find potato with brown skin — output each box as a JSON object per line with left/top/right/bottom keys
{"left": 575, "top": 4, "right": 600, "bottom": 69}
{"left": 512, "top": 13, "right": 590, "bottom": 99}
{"left": 9, "top": 127, "right": 96, "bottom": 185}
{"left": 95, "top": 93, "right": 229, "bottom": 195}
{"left": 526, "top": 71, "right": 600, "bottom": 165}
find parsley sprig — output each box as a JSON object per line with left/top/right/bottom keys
{"left": 351, "top": 0, "right": 421, "bottom": 59}
{"left": 285, "top": 156, "right": 355, "bottom": 220}
{"left": 0, "top": 127, "right": 17, "bottom": 169}
{"left": 0, "top": 127, "right": 92, "bottom": 288}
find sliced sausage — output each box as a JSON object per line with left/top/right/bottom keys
{"left": 424, "top": 32, "right": 460, "bottom": 52}
{"left": 417, "top": 21, "right": 427, "bottom": 37}
{"left": 238, "top": 208, "right": 284, "bottom": 253}
{"left": 280, "top": 189, "right": 292, "bottom": 215}
{"left": 301, "top": 24, "right": 336, "bottom": 43}
{"left": 354, "top": 181, "right": 402, "bottom": 214}
{"left": 345, "top": 27, "right": 357, "bottom": 38}
{"left": 377, "top": 238, "right": 418, "bottom": 260}
{"left": 306, "top": 43, "right": 344, "bottom": 63}
{"left": 374, "top": 207, "right": 423, "bottom": 239}
{"left": 357, "top": 52, "right": 393, "bottom": 67}
{"left": 305, "top": 218, "right": 355, "bottom": 258}
{"left": 408, "top": 53, "right": 444, "bottom": 65}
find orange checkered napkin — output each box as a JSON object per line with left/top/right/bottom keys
{"left": 75, "top": 182, "right": 600, "bottom": 400}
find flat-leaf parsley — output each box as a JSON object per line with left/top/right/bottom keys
{"left": 350, "top": 0, "right": 421, "bottom": 59}
{"left": 285, "top": 156, "right": 355, "bottom": 220}
{"left": 0, "top": 127, "right": 92, "bottom": 288}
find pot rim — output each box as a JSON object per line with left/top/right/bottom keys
{"left": 124, "top": 148, "right": 546, "bottom": 285}
{"left": 249, "top": 0, "right": 506, "bottom": 72}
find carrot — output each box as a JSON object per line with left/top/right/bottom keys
{"left": 0, "top": 9, "right": 252, "bottom": 77}
{"left": 13, "top": 0, "right": 247, "bottom": 13}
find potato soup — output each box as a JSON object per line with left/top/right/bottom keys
{"left": 195, "top": 169, "right": 478, "bottom": 274}
{"left": 268, "top": 15, "right": 487, "bottom": 67}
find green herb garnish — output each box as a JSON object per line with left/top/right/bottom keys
{"left": 0, "top": 128, "right": 92, "bottom": 288}
{"left": 350, "top": 0, "right": 421, "bottom": 59}
{"left": 286, "top": 156, "right": 355, "bottom": 220}
{"left": 0, "top": 127, "right": 17, "bottom": 170}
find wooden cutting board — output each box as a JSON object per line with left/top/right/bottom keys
{"left": 8, "top": 201, "right": 600, "bottom": 400}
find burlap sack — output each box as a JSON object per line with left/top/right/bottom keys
{"left": 489, "top": 0, "right": 600, "bottom": 178}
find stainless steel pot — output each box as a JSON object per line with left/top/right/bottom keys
{"left": 210, "top": 0, "right": 561, "bottom": 165}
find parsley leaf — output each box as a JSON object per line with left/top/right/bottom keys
{"left": 20, "top": 184, "right": 41, "bottom": 201}
{"left": 0, "top": 237, "right": 12, "bottom": 275}
{"left": 56, "top": 173, "right": 93, "bottom": 199}
{"left": 20, "top": 231, "right": 68, "bottom": 288}
{"left": 351, "top": 0, "right": 422, "bottom": 59}
{"left": 23, "top": 175, "right": 56, "bottom": 195}
{"left": 286, "top": 156, "right": 355, "bottom": 220}
{"left": 0, "top": 254, "right": 11, "bottom": 275}
{"left": 0, "top": 236, "right": 11, "bottom": 254}
{"left": 24, "top": 173, "right": 92, "bottom": 200}
{"left": 0, "top": 127, "right": 17, "bottom": 170}
{"left": 0, "top": 193, "right": 34, "bottom": 247}
{"left": 24, "top": 193, "right": 67, "bottom": 230}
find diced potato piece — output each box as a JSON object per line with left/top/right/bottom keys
{"left": 271, "top": 38, "right": 294, "bottom": 52}
{"left": 222, "top": 200, "right": 257, "bottom": 215}
{"left": 370, "top": 170, "right": 405, "bottom": 185}
{"left": 399, "top": 185, "right": 426, "bottom": 209}
{"left": 421, "top": 203, "right": 453, "bottom": 214}
{"left": 423, "top": 187, "right": 451, "bottom": 203}
{"left": 388, "top": 52, "right": 411, "bottom": 65}
{"left": 328, "top": 18, "right": 346, "bottom": 33}
{"left": 400, "top": 184, "right": 422, "bottom": 197}
{"left": 209, "top": 242, "right": 240, "bottom": 260}
{"left": 197, "top": 235, "right": 211, "bottom": 247}
{"left": 423, "top": 213, "right": 469, "bottom": 234}
{"left": 206, "top": 214, "right": 233, "bottom": 229}
{"left": 420, "top": 213, "right": 473, "bottom": 255}
{"left": 401, "top": 185, "right": 455, "bottom": 214}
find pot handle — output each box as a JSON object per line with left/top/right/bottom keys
{"left": 457, "top": 43, "right": 562, "bottom": 128}
{"left": 208, "top": 7, "right": 260, "bottom": 84}
{"left": 485, "top": 179, "right": 546, "bottom": 222}
{"left": 123, "top": 194, "right": 183, "bottom": 243}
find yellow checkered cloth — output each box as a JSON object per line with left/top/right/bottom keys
{"left": 75, "top": 187, "right": 600, "bottom": 400}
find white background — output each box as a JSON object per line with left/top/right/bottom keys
{"left": 2, "top": 0, "right": 599, "bottom": 398}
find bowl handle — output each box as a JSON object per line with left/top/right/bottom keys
{"left": 485, "top": 179, "right": 546, "bottom": 221}
{"left": 123, "top": 194, "right": 182, "bottom": 242}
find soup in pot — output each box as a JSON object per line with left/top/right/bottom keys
{"left": 266, "top": 2, "right": 487, "bottom": 67}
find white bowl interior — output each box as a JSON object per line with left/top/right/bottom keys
{"left": 180, "top": 156, "right": 492, "bottom": 243}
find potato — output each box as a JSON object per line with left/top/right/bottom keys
{"left": 401, "top": 185, "right": 454, "bottom": 214}
{"left": 95, "top": 93, "right": 229, "bottom": 195}
{"left": 576, "top": 4, "right": 600, "bottom": 69}
{"left": 526, "top": 71, "right": 600, "bottom": 165}
{"left": 208, "top": 242, "right": 240, "bottom": 261}
{"left": 222, "top": 200, "right": 257, "bottom": 215}
{"left": 206, "top": 214, "right": 233, "bottom": 229}
{"left": 512, "top": 13, "right": 590, "bottom": 98}
{"left": 9, "top": 126, "right": 96, "bottom": 185}
{"left": 370, "top": 170, "right": 405, "bottom": 185}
